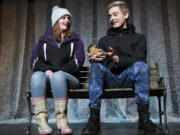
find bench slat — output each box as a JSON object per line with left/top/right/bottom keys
{"left": 79, "top": 66, "right": 90, "bottom": 71}
{"left": 68, "top": 88, "right": 165, "bottom": 99}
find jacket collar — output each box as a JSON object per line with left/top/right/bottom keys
{"left": 39, "top": 27, "right": 79, "bottom": 46}
{"left": 107, "top": 24, "right": 135, "bottom": 36}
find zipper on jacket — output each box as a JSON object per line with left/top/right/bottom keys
{"left": 70, "top": 42, "right": 74, "bottom": 57}
{"left": 43, "top": 43, "right": 47, "bottom": 61}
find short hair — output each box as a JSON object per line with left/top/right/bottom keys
{"left": 107, "top": 1, "right": 129, "bottom": 15}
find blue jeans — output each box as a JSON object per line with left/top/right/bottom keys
{"left": 30, "top": 71, "right": 79, "bottom": 98}
{"left": 89, "top": 62, "right": 150, "bottom": 109}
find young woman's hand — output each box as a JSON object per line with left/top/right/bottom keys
{"left": 45, "top": 70, "right": 53, "bottom": 79}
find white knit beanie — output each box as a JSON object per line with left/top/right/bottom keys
{"left": 51, "top": 5, "right": 71, "bottom": 27}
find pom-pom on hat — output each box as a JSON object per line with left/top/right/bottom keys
{"left": 51, "top": 5, "right": 71, "bottom": 27}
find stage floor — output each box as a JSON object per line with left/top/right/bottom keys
{"left": 0, "top": 122, "right": 179, "bottom": 135}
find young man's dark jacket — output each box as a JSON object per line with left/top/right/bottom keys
{"left": 30, "top": 28, "right": 85, "bottom": 77}
{"left": 97, "top": 24, "right": 147, "bottom": 75}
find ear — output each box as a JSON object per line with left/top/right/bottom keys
{"left": 124, "top": 12, "right": 129, "bottom": 19}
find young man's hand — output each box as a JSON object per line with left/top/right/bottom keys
{"left": 87, "top": 47, "right": 119, "bottom": 63}
{"left": 106, "top": 47, "right": 114, "bottom": 57}
{"left": 112, "top": 55, "right": 119, "bottom": 63}
{"left": 87, "top": 50, "right": 106, "bottom": 62}
{"left": 105, "top": 47, "right": 119, "bottom": 63}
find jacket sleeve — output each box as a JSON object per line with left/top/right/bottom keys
{"left": 61, "top": 38, "right": 85, "bottom": 75}
{"left": 30, "top": 38, "right": 40, "bottom": 70}
{"left": 97, "top": 37, "right": 106, "bottom": 51}
{"left": 117, "top": 35, "right": 147, "bottom": 69}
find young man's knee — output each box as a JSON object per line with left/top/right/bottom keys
{"left": 132, "top": 61, "right": 149, "bottom": 74}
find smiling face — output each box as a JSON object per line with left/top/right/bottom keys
{"left": 108, "top": 6, "right": 129, "bottom": 28}
{"left": 58, "top": 15, "right": 71, "bottom": 32}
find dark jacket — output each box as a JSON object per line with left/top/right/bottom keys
{"left": 97, "top": 24, "right": 147, "bottom": 74}
{"left": 30, "top": 28, "right": 85, "bottom": 77}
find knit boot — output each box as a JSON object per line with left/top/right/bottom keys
{"left": 54, "top": 98, "right": 72, "bottom": 135}
{"left": 138, "top": 104, "right": 163, "bottom": 135}
{"left": 81, "top": 108, "right": 100, "bottom": 135}
{"left": 32, "top": 97, "right": 53, "bottom": 135}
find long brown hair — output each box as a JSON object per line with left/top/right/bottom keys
{"left": 52, "top": 21, "right": 72, "bottom": 42}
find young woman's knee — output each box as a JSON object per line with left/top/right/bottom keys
{"left": 30, "top": 71, "right": 48, "bottom": 96}
{"left": 51, "top": 71, "right": 66, "bottom": 83}
{"left": 31, "top": 71, "right": 48, "bottom": 84}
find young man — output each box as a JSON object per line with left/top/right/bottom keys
{"left": 81, "top": 1, "right": 163, "bottom": 135}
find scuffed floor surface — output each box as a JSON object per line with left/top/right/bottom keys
{"left": 0, "top": 123, "right": 179, "bottom": 135}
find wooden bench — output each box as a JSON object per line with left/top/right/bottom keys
{"left": 26, "top": 63, "right": 168, "bottom": 135}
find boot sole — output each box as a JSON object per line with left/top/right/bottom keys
{"left": 40, "top": 130, "right": 53, "bottom": 135}
{"left": 57, "top": 129, "right": 73, "bottom": 135}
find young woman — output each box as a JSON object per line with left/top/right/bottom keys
{"left": 30, "top": 5, "right": 85, "bottom": 135}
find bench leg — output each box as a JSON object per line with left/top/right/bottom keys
{"left": 26, "top": 92, "right": 32, "bottom": 135}
{"left": 158, "top": 96, "right": 162, "bottom": 128}
{"left": 163, "top": 90, "right": 169, "bottom": 134}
